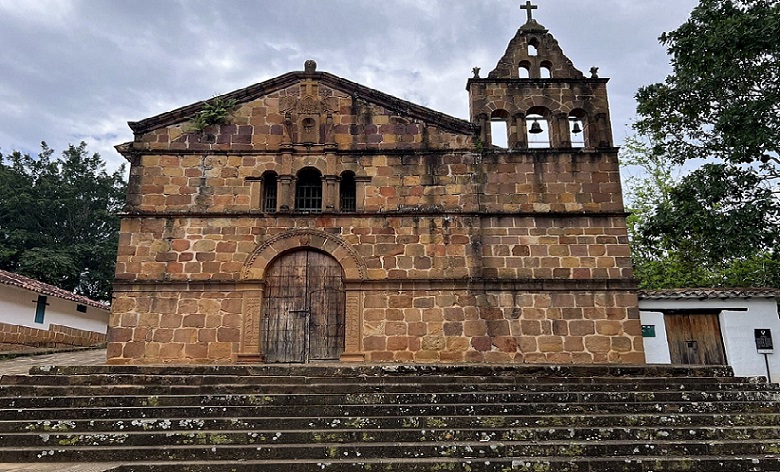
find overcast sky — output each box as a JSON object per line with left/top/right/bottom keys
{"left": 0, "top": 0, "right": 700, "bottom": 171}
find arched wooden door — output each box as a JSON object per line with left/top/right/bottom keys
{"left": 262, "top": 250, "right": 345, "bottom": 363}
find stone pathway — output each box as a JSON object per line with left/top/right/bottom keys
{"left": 0, "top": 348, "right": 107, "bottom": 377}
{"left": 0, "top": 348, "right": 115, "bottom": 472}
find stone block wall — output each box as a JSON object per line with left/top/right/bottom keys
{"left": 360, "top": 287, "right": 642, "bottom": 364}
{"left": 124, "top": 150, "right": 625, "bottom": 216}
{"left": 107, "top": 286, "right": 247, "bottom": 363}
{"left": 128, "top": 82, "right": 472, "bottom": 156}
{"left": 109, "top": 210, "right": 642, "bottom": 364}
{"left": 114, "top": 214, "right": 632, "bottom": 283}
{"left": 0, "top": 322, "right": 106, "bottom": 351}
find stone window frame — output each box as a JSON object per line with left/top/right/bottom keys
{"left": 261, "top": 170, "right": 279, "bottom": 213}
{"left": 339, "top": 171, "right": 357, "bottom": 213}
{"left": 295, "top": 167, "right": 323, "bottom": 213}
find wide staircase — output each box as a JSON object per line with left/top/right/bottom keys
{"left": 1, "top": 364, "right": 779, "bottom": 471}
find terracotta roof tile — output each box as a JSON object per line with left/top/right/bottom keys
{"left": 0, "top": 269, "right": 109, "bottom": 310}
{"left": 639, "top": 288, "right": 780, "bottom": 300}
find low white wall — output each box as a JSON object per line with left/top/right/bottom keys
{"left": 639, "top": 310, "right": 671, "bottom": 365}
{"left": 640, "top": 297, "right": 780, "bottom": 382}
{"left": 0, "top": 284, "right": 108, "bottom": 334}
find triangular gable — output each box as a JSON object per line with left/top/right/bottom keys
{"left": 128, "top": 70, "right": 476, "bottom": 137}
{"left": 488, "top": 20, "right": 584, "bottom": 80}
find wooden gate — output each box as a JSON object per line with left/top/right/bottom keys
{"left": 665, "top": 313, "right": 727, "bottom": 365}
{"left": 262, "top": 250, "right": 345, "bottom": 363}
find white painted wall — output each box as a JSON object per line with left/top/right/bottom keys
{"left": 639, "top": 310, "right": 671, "bottom": 364}
{"left": 0, "top": 284, "right": 109, "bottom": 334}
{"left": 639, "top": 297, "right": 780, "bottom": 382}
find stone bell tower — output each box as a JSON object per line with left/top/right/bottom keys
{"left": 468, "top": 1, "right": 614, "bottom": 150}
{"left": 464, "top": 2, "right": 644, "bottom": 364}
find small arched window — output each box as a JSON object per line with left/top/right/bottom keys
{"left": 340, "top": 171, "right": 356, "bottom": 213}
{"left": 262, "top": 171, "right": 278, "bottom": 213}
{"left": 295, "top": 167, "right": 322, "bottom": 213}
{"left": 519, "top": 61, "right": 531, "bottom": 79}
{"left": 540, "top": 61, "right": 552, "bottom": 79}
{"left": 528, "top": 44, "right": 538, "bottom": 57}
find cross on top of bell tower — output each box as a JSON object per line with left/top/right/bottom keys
{"left": 520, "top": 1, "right": 538, "bottom": 22}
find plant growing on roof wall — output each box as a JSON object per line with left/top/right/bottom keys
{"left": 189, "top": 96, "right": 238, "bottom": 132}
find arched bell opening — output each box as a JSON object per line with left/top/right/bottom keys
{"left": 528, "top": 38, "right": 539, "bottom": 57}
{"left": 526, "top": 107, "right": 551, "bottom": 148}
{"left": 569, "top": 109, "right": 588, "bottom": 148}
{"left": 489, "top": 109, "right": 510, "bottom": 148}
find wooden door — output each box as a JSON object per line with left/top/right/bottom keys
{"left": 263, "top": 250, "right": 345, "bottom": 363}
{"left": 665, "top": 313, "right": 727, "bottom": 365}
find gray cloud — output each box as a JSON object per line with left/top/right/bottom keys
{"left": 0, "top": 0, "right": 698, "bottom": 170}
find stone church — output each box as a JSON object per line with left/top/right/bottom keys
{"left": 108, "top": 5, "right": 644, "bottom": 365}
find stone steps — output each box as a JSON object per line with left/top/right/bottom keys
{"left": 3, "top": 389, "right": 779, "bottom": 409}
{"left": 106, "top": 457, "right": 778, "bottom": 472}
{"left": 19, "top": 364, "right": 736, "bottom": 377}
{"left": 5, "top": 380, "right": 777, "bottom": 398}
{"left": 0, "top": 364, "right": 778, "bottom": 470}
{"left": 5, "top": 371, "right": 754, "bottom": 383}
{"left": 3, "top": 379, "right": 779, "bottom": 392}
{"left": 7, "top": 439, "right": 780, "bottom": 461}
{"left": 3, "top": 425, "right": 780, "bottom": 447}
{"left": 5, "top": 412, "right": 780, "bottom": 434}
{"left": 4, "top": 402, "right": 780, "bottom": 423}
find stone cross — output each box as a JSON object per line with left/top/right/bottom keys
{"left": 520, "top": 1, "right": 538, "bottom": 22}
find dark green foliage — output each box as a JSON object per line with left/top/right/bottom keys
{"left": 635, "top": 0, "right": 780, "bottom": 169}
{"left": 629, "top": 0, "right": 780, "bottom": 289}
{"left": 0, "top": 142, "right": 126, "bottom": 301}
{"left": 631, "top": 163, "right": 780, "bottom": 288}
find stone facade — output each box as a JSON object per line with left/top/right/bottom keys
{"left": 108, "top": 13, "right": 644, "bottom": 365}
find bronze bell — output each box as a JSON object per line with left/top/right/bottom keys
{"left": 571, "top": 121, "right": 582, "bottom": 134}
{"left": 529, "top": 120, "right": 543, "bottom": 134}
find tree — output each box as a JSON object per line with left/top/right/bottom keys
{"left": 620, "top": 136, "right": 679, "bottom": 246}
{"left": 0, "top": 142, "right": 126, "bottom": 301}
{"left": 625, "top": 158, "right": 780, "bottom": 289}
{"left": 635, "top": 0, "right": 780, "bottom": 175}
{"left": 629, "top": 0, "right": 780, "bottom": 288}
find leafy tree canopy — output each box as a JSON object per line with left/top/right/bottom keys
{"left": 0, "top": 142, "right": 126, "bottom": 302}
{"left": 634, "top": 0, "right": 780, "bottom": 173}
{"left": 622, "top": 140, "right": 780, "bottom": 289}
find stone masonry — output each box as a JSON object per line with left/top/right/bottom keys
{"left": 107, "top": 11, "right": 644, "bottom": 365}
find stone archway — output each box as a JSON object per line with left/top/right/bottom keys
{"left": 238, "top": 229, "right": 367, "bottom": 363}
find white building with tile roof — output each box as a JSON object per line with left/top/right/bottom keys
{"left": 639, "top": 289, "right": 780, "bottom": 382}
{"left": 0, "top": 269, "right": 109, "bottom": 335}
